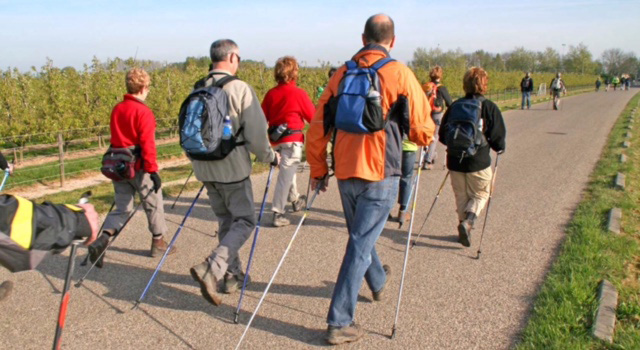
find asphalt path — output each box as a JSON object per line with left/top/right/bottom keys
{"left": 1, "top": 89, "right": 637, "bottom": 349}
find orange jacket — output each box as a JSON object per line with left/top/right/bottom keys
{"left": 306, "top": 45, "right": 434, "bottom": 181}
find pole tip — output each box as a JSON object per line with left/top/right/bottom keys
{"left": 475, "top": 250, "right": 481, "bottom": 260}
{"left": 74, "top": 281, "right": 83, "bottom": 288}
{"left": 132, "top": 301, "right": 140, "bottom": 310}
{"left": 233, "top": 314, "right": 239, "bottom": 324}
{"left": 391, "top": 327, "right": 397, "bottom": 339}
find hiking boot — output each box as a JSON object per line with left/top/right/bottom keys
{"left": 150, "top": 237, "right": 176, "bottom": 258}
{"left": 222, "top": 272, "right": 250, "bottom": 294}
{"left": 0, "top": 281, "right": 14, "bottom": 302}
{"left": 88, "top": 233, "right": 110, "bottom": 268}
{"left": 372, "top": 265, "right": 391, "bottom": 301}
{"left": 190, "top": 260, "right": 222, "bottom": 306}
{"left": 397, "top": 209, "right": 409, "bottom": 228}
{"left": 291, "top": 195, "right": 307, "bottom": 213}
{"left": 272, "top": 213, "right": 290, "bottom": 227}
{"left": 326, "top": 323, "right": 365, "bottom": 345}
{"left": 457, "top": 212, "right": 477, "bottom": 248}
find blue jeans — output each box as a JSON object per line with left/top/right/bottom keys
{"left": 327, "top": 176, "right": 400, "bottom": 327}
{"left": 521, "top": 91, "right": 531, "bottom": 109}
{"left": 398, "top": 151, "right": 416, "bottom": 210}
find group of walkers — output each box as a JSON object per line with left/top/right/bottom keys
{"left": 520, "top": 72, "right": 567, "bottom": 110}
{"left": 0, "top": 13, "right": 508, "bottom": 347}
{"left": 599, "top": 74, "right": 633, "bottom": 92}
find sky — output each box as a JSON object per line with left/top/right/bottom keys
{"left": 0, "top": 0, "right": 638, "bottom": 71}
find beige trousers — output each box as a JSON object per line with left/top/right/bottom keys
{"left": 271, "top": 142, "right": 303, "bottom": 214}
{"left": 450, "top": 167, "right": 492, "bottom": 221}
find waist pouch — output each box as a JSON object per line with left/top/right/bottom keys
{"left": 268, "top": 123, "right": 302, "bottom": 142}
{"left": 101, "top": 147, "right": 138, "bottom": 181}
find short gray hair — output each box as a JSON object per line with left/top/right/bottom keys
{"left": 210, "top": 39, "right": 238, "bottom": 62}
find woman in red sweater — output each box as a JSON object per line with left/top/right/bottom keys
{"left": 88, "top": 68, "right": 173, "bottom": 267}
{"left": 262, "top": 56, "right": 315, "bottom": 227}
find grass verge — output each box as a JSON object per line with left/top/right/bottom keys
{"left": 515, "top": 92, "right": 640, "bottom": 349}
{"left": 30, "top": 161, "right": 271, "bottom": 214}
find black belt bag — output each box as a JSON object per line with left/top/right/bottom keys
{"left": 268, "top": 123, "right": 302, "bottom": 142}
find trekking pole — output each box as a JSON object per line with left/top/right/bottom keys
{"left": 75, "top": 189, "right": 153, "bottom": 287}
{"left": 171, "top": 170, "right": 194, "bottom": 209}
{"left": 0, "top": 169, "right": 10, "bottom": 192}
{"left": 411, "top": 171, "right": 450, "bottom": 249}
{"left": 234, "top": 165, "right": 275, "bottom": 324}
{"left": 52, "top": 191, "right": 91, "bottom": 350}
{"left": 235, "top": 181, "right": 325, "bottom": 350}
{"left": 475, "top": 154, "right": 500, "bottom": 260}
{"left": 391, "top": 149, "right": 425, "bottom": 339}
{"left": 132, "top": 184, "right": 205, "bottom": 309}
{"left": 79, "top": 201, "right": 116, "bottom": 267}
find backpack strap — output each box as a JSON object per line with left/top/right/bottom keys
{"left": 213, "top": 74, "right": 238, "bottom": 88}
{"left": 370, "top": 57, "right": 395, "bottom": 71}
{"left": 345, "top": 60, "right": 358, "bottom": 70}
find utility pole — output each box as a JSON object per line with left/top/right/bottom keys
{"left": 561, "top": 43, "right": 566, "bottom": 72}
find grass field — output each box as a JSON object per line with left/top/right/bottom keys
{"left": 516, "top": 93, "right": 640, "bottom": 349}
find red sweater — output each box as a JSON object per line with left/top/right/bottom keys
{"left": 261, "top": 81, "right": 315, "bottom": 145}
{"left": 110, "top": 94, "right": 158, "bottom": 173}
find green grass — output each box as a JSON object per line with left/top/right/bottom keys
{"left": 516, "top": 93, "right": 640, "bottom": 349}
{"left": 7, "top": 141, "right": 184, "bottom": 190}
{"left": 31, "top": 160, "right": 272, "bottom": 214}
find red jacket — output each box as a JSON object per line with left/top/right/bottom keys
{"left": 109, "top": 94, "right": 158, "bottom": 173}
{"left": 261, "top": 81, "right": 315, "bottom": 145}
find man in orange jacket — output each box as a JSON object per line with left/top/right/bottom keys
{"left": 306, "top": 14, "right": 435, "bottom": 345}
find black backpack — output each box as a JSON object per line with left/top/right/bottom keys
{"left": 178, "top": 75, "right": 244, "bottom": 161}
{"left": 444, "top": 97, "right": 487, "bottom": 160}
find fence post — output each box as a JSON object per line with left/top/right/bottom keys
{"left": 58, "top": 132, "right": 65, "bottom": 187}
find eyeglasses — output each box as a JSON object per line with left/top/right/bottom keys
{"left": 233, "top": 53, "right": 241, "bottom": 63}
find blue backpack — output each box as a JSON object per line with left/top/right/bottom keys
{"left": 444, "top": 97, "right": 487, "bottom": 160}
{"left": 178, "top": 75, "right": 244, "bottom": 161}
{"left": 324, "top": 58, "right": 395, "bottom": 134}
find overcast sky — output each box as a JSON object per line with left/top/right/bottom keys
{"left": 1, "top": 0, "right": 637, "bottom": 71}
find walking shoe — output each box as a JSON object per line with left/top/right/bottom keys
{"left": 291, "top": 195, "right": 307, "bottom": 212}
{"left": 372, "top": 265, "right": 391, "bottom": 301}
{"left": 397, "top": 207, "right": 409, "bottom": 222}
{"left": 190, "top": 260, "right": 222, "bottom": 306}
{"left": 423, "top": 163, "right": 433, "bottom": 170}
{"left": 457, "top": 212, "right": 477, "bottom": 248}
{"left": 88, "top": 233, "right": 110, "bottom": 268}
{"left": 326, "top": 322, "right": 365, "bottom": 345}
{"left": 150, "top": 237, "right": 176, "bottom": 258}
{"left": 272, "top": 213, "right": 290, "bottom": 227}
{"left": 0, "top": 281, "right": 14, "bottom": 302}
{"left": 222, "top": 272, "right": 250, "bottom": 294}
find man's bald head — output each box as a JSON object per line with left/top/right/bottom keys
{"left": 363, "top": 14, "right": 395, "bottom": 45}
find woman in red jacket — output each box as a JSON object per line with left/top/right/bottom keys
{"left": 88, "top": 68, "right": 173, "bottom": 267}
{"left": 261, "top": 56, "right": 315, "bottom": 227}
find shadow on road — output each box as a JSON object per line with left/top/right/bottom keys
{"left": 37, "top": 254, "right": 337, "bottom": 348}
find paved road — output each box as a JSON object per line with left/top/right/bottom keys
{"left": 1, "top": 89, "right": 637, "bottom": 350}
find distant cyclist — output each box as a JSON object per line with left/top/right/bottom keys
{"left": 549, "top": 73, "right": 566, "bottom": 110}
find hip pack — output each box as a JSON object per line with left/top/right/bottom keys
{"left": 101, "top": 147, "right": 137, "bottom": 181}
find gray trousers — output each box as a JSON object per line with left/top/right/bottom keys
{"left": 204, "top": 178, "right": 257, "bottom": 280}
{"left": 103, "top": 171, "right": 167, "bottom": 237}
